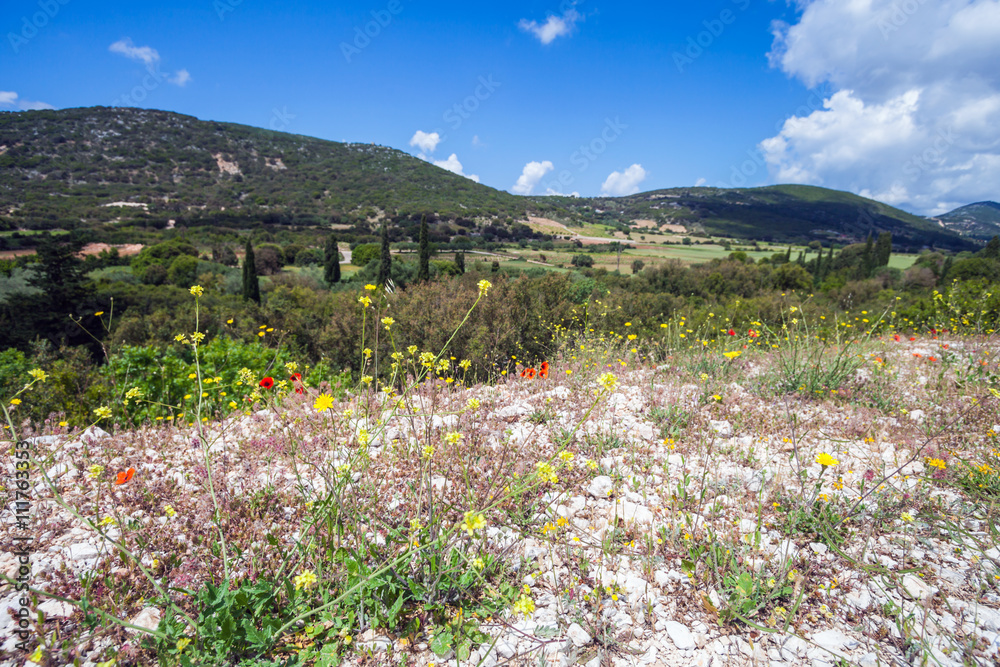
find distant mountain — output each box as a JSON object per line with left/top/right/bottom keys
{"left": 938, "top": 201, "right": 1000, "bottom": 240}
{"left": 0, "top": 107, "right": 979, "bottom": 251}
{"left": 535, "top": 184, "right": 976, "bottom": 251}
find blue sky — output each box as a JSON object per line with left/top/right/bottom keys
{"left": 3, "top": 0, "right": 999, "bottom": 214}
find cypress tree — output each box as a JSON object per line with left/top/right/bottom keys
{"left": 378, "top": 222, "right": 392, "bottom": 287}
{"left": 324, "top": 234, "right": 341, "bottom": 285}
{"left": 455, "top": 252, "right": 465, "bottom": 275}
{"left": 417, "top": 215, "right": 430, "bottom": 282}
{"left": 242, "top": 239, "right": 260, "bottom": 303}
{"left": 875, "top": 232, "right": 892, "bottom": 267}
{"left": 860, "top": 234, "right": 874, "bottom": 278}
{"left": 785, "top": 246, "right": 792, "bottom": 263}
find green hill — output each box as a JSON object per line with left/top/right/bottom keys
{"left": 939, "top": 201, "right": 1000, "bottom": 239}
{"left": 0, "top": 106, "right": 979, "bottom": 251}
{"left": 535, "top": 184, "right": 976, "bottom": 251}
{"left": 0, "top": 106, "right": 527, "bottom": 230}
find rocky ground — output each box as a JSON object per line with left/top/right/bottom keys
{"left": 2, "top": 334, "right": 1000, "bottom": 666}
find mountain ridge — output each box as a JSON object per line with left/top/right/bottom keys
{"left": 0, "top": 106, "right": 979, "bottom": 250}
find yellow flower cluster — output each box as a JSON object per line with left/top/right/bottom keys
{"left": 460, "top": 510, "right": 486, "bottom": 536}
{"left": 293, "top": 569, "right": 318, "bottom": 591}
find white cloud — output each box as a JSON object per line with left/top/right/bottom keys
{"left": 433, "top": 153, "right": 480, "bottom": 183}
{"left": 109, "top": 38, "right": 160, "bottom": 66}
{"left": 168, "top": 69, "right": 192, "bottom": 87}
{"left": 764, "top": 0, "right": 1000, "bottom": 214}
{"left": 512, "top": 160, "right": 554, "bottom": 195}
{"left": 0, "top": 91, "right": 54, "bottom": 111}
{"left": 695, "top": 177, "right": 708, "bottom": 187}
{"left": 409, "top": 130, "right": 442, "bottom": 154}
{"left": 518, "top": 6, "right": 582, "bottom": 45}
{"left": 544, "top": 188, "right": 580, "bottom": 197}
{"left": 471, "top": 135, "right": 483, "bottom": 148}
{"left": 602, "top": 164, "right": 648, "bottom": 196}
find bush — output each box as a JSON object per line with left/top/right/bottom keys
{"left": 352, "top": 243, "right": 380, "bottom": 267}
{"left": 571, "top": 254, "right": 594, "bottom": 268}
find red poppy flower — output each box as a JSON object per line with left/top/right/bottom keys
{"left": 520, "top": 369, "right": 528, "bottom": 378}
{"left": 893, "top": 334, "right": 901, "bottom": 342}
{"left": 910, "top": 337, "right": 916, "bottom": 341}
{"left": 540, "top": 361, "right": 549, "bottom": 372}
{"left": 526, "top": 368, "right": 537, "bottom": 379}
{"left": 748, "top": 329, "right": 759, "bottom": 338}
{"left": 115, "top": 467, "right": 136, "bottom": 485}
{"left": 289, "top": 372, "right": 302, "bottom": 382}
{"left": 259, "top": 377, "right": 274, "bottom": 389}
{"left": 928, "top": 356, "right": 937, "bottom": 362}
{"left": 728, "top": 329, "right": 736, "bottom": 336}
{"left": 295, "top": 387, "right": 305, "bottom": 395}
{"left": 538, "top": 366, "right": 549, "bottom": 379}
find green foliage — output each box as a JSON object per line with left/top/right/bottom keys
{"left": 167, "top": 254, "right": 199, "bottom": 287}
{"left": 418, "top": 215, "right": 430, "bottom": 283}
{"left": 151, "top": 578, "right": 296, "bottom": 666}
{"left": 350, "top": 243, "right": 379, "bottom": 268}
{"left": 105, "top": 337, "right": 296, "bottom": 425}
{"left": 242, "top": 240, "right": 260, "bottom": 303}
{"left": 323, "top": 235, "right": 340, "bottom": 285}
{"left": 571, "top": 254, "right": 594, "bottom": 268}
{"left": 378, "top": 223, "right": 391, "bottom": 286}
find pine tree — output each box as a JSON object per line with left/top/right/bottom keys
{"left": 875, "top": 232, "right": 892, "bottom": 267}
{"left": 417, "top": 215, "right": 430, "bottom": 283}
{"left": 378, "top": 223, "right": 392, "bottom": 287}
{"left": 323, "top": 234, "right": 341, "bottom": 285}
{"left": 242, "top": 239, "right": 260, "bottom": 303}
{"left": 455, "top": 252, "right": 465, "bottom": 275}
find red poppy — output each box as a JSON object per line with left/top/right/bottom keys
{"left": 526, "top": 368, "right": 537, "bottom": 379}
{"left": 893, "top": 334, "right": 901, "bottom": 342}
{"left": 728, "top": 329, "right": 736, "bottom": 336}
{"left": 748, "top": 329, "right": 759, "bottom": 338}
{"left": 289, "top": 372, "right": 302, "bottom": 382}
{"left": 520, "top": 369, "right": 528, "bottom": 378}
{"left": 115, "top": 467, "right": 136, "bottom": 485}
{"left": 928, "top": 356, "right": 937, "bottom": 362}
{"left": 259, "top": 377, "right": 274, "bottom": 389}
{"left": 538, "top": 366, "right": 549, "bottom": 379}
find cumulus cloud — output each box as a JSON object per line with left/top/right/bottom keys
{"left": 168, "top": 69, "right": 192, "bottom": 87}
{"left": 763, "top": 0, "right": 1000, "bottom": 214}
{"left": 602, "top": 164, "right": 648, "bottom": 196}
{"left": 0, "top": 91, "right": 54, "bottom": 111}
{"left": 409, "top": 130, "right": 442, "bottom": 154}
{"left": 512, "top": 160, "right": 554, "bottom": 195}
{"left": 433, "top": 154, "right": 480, "bottom": 183}
{"left": 109, "top": 38, "right": 160, "bottom": 66}
{"left": 518, "top": 6, "right": 583, "bottom": 44}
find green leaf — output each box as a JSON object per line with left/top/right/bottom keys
{"left": 456, "top": 639, "right": 472, "bottom": 661}
{"left": 534, "top": 625, "right": 559, "bottom": 638}
{"left": 430, "top": 631, "right": 454, "bottom": 657}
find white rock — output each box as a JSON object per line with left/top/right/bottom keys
{"left": 709, "top": 420, "right": 732, "bottom": 437}
{"left": 609, "top": 500, "right": 655, "bottom": 527}
{"left": 37, "top": 599, "right": 74, "bottom": 618}
{"left": 82, "top": 426, "right": 110, "bottom": 441}
{"left": 908, "top": 409, "right": 926, "bottom": 424}
{"left": 128, "top": 607, "right": 162, "bottom": 633}
{"left": 809, "top": 542, "right": 828, "bottom": 555}
{"left": 587, "top": 476, "right": 614, "bottom": 498}
{"left": 567, "top": 622, "right": 592, "bottom": 647}
{"left": 811, "top": 629, "right": 858, "bottom": 655}
{"left": 664, "top": 620, "right": 696, "bottom": 650}
{"left": 66, "top": 543, "right": 99, "bottom": 561}
{"left": 902, "top": 574, "right": 937, "bottom": 601}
